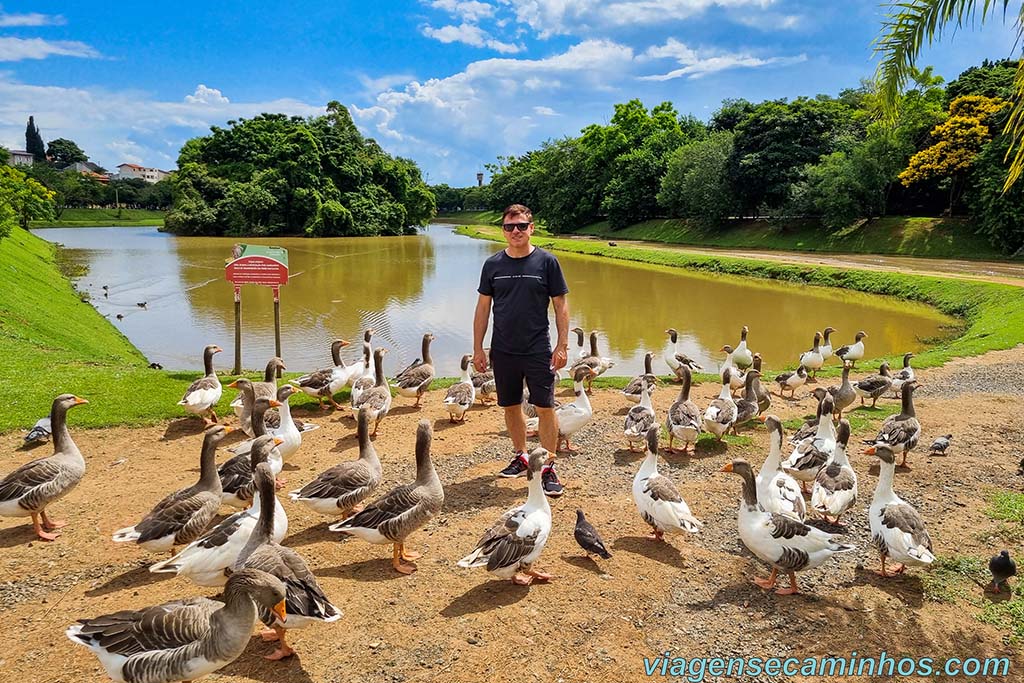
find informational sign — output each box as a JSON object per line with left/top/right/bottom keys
{"left": 225, "top": 244, "right": 288, "bottom": 286}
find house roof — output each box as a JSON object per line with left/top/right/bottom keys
{"left": 118, "top": 163, "right": 144, "bottom": 170}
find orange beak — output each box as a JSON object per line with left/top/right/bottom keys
{"left": 227, "top": 379, "right": 240, "bottom": 388}
{"left": 213, "top": 346, "right": 223, "bottom": 354}
{"left": 73, "top": 396, "right": 89, "bottom": 405}
{"left": 719, "top": 463, "right": 734, "bottom": 473}
{"left": 863, "top": 446, "right": 877, "bottom": 455}
{"left": 757, "top": 415, "right": 767, "bottom": 422}
{"left": 272, "top": 600, "right": 287, "bottom": 623}
{"left": 340, "top": 340, "right": 351, "bottom": 346}
{"left": 269, "top": 399, "right": 283, "bottom": 408}
{"left": 222, "top": 426, "right": 233, "bottom": 434}
{"left": 273, "top": 436, "right": 284, "bottom": 446}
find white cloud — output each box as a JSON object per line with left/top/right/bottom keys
{"left": 0, "top": 11, "right": 66, "bottom": 27}
{"left": 732, "top": 11, "right": 802, "bottom": 30}
{"left": 533, "top": 105, "right": 557, "bottom": 115}
{"left": 422, "top": 22, "right": 523, "bottom": 53}
{"left": 639, "top": 38, "right": 805, "bottom": 80}
{"left": 0, "top": 37, "right": 99, "bottom": 61}
{"left": 184, "top": 84, "right": 229, "bottom": 105}
{"left": 428, "top": 0, "right": 496, "bottom": 22}
{"left": 357, "top": 72, "right": 420, "bottom": 94}
{"left": 0, "top": 74, "right": 324, "bottom": 171}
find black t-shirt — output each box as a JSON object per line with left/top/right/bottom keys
{"left": 478, "top": 247, "right": 569, "bottom": 355}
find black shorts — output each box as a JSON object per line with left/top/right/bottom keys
{"left": 491, "top": 349, "right": 555, "bottom": 408}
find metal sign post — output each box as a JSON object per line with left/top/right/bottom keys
{"left": 225, "top": 245, "right": 289, "bottom": 374}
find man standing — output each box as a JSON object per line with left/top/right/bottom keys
{"left": 473, "top": 204, "right": 570, "bottom": 497}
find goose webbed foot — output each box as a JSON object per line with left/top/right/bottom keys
{"left": 392, "top": 544, "right": 418, "bottom": 574}
{"left": 752, "top": 568, "right": 778, "bottom": 590}
{"left": 774, "top": 572, "right": 800, "bottom": 595}
{"left": 263, "top": 628, "right": 294, "bottom": 660}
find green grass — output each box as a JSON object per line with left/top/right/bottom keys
{"left": 985, "top": 491, "right": 1024, "bottom": 543}
{"left": 922, "top": 555, "right": 986, "bottom": 604}
{"left": 433, "top": 210, "right": 503, "bottom": 226}
{"left": 922, "top": 554, "right": 1024, "bottom": 645}
{"left": 31, "top": 208, "right": 166, "bottom": 228}
{"left": 457, "top": 224, "right": 1023, "bottom": 379}
{"left": 572, "top": 216, "right": 1007, "bottom": 260}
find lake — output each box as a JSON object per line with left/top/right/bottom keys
{"left": 34, "top": 225, "right": 955, "bottom": 376}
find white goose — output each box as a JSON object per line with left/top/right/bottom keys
{"left": 867, "top": 443, "right": 934, "bottom": 577}
{"left": 457, "top": 449, "right": 553, "bottom": 585}
{"left": 721, "top": 459, "right": 855, "bottom": 595}
{"left": 178, "top": 344, "right": 223, "bottom": 425}
{"left": 732, "top": 325, "right": 754, "bottom": 370}
{"left": 755, "top": 415, "right": 806, "bottom": 521}
{"left": 890, "top": 352, "right": 916, "bottom": 396}
{"left": 719, "top": 345, "right": 746, "bottom": 394}
{"left": 227, "top": 385, "right": 305, "bottom": 476}
{"left": 526, "top": 365, "right": 596, "bottom": 452}
{"left": 782, "top": 394, "right": 837, "bottom": 492}
{"left": 623, "top": 376, "right": 656, "bottom": 452}
{"left": 665, "top": 365, "right": 702, "bottom": 454}
{"left": 820, "top": 326, "right": 836, "bottom": 361}
{"left": 664, "top": 328, "right": 702, "bottom": 382}
{"left": 810, "top": 419, "right": 857, "bottom": 525}
{"left": 633, "top": 427, "right": 703, "bottom": 541}
{"left": 291, "top": 339, "right": 356, "bottom": 410}
{"left": 442, "top": 354, "right": 476, "bottom": 423}
{"left": 622, "top": 352, "right": 657, "bottom": 404}
{"left": 349, "top": 330, "right": 375, "bottom": 406}
{"left": 703, "top": 368, "right": 737, "bottom": 442}
{"left": 835, "top": 331, "right": 868, "bottom": 368}
{"left": 798, "top": 331, "right": 824, "bottom": 380}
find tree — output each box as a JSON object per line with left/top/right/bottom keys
{"left": 658, "top": 131, "right": 738, "bottom": 227}
{"left": 946, "top": 59, "right": 1020, "bottom": 102}
{"left": 25, "top": 116, "right": 45, "bottom": 163}
{"left": 969, "top": 111, "right": 1024, "bottom": 254}
{"left": 0, "top": 165, "right": 55, "bottom": 238}
{"left": 46, "top": 138, "right": 88, "bottom": 166}
{"left": 874, "top": 0, "right": 1024, "bottom": 188}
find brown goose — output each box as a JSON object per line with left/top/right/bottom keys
{"left": 355, "top": 347, "right": 392, "bottom": 436}
{"left": 751, "top": 353, "right": 771, "bottom": 414}
{"left": 854, "top": 361, "right": 893, "bottom": 408}
{"left": 178, "top": 344, "right": 223, "bottom": 425}
{"left": 392, "top": 333, "right": 436, "bottom": 407}
{"left": 864, "top": 380, "right": 922, "bottom": 468}
{"left": 329, "top": 420, "right": 444, "bottom": 574}
{"left": 219, "top": 398, "right": 283, "bottom": 507}
{"left": 622, "top": 352, "right": 657, "bottom": 403}
{"left": 289, "top": 407, "right": 383, "bottom": 517}
{"left": 571, "top": 331, "right": 614, "bottom": 392}
{"left": 443, "top": 354, "right": 476, "bottom": 422}
{"left": 350, "top": 329, "right": 376, "bottom": 407}
{"left": 827, "top": 365, "right": 856, "bottom": 418}
{"left": 0, "top": 394, "right": 88, "bottom": 541}
{"left": 113, "top": 425, "right": 229, "bottom": 552}
{"left": 67, "top": 568, "right": 287, "bottom": 683}
{"left": 733, "top": 370, "right": 763, "bottom": 430}
{"left": 291, "top": 339, "right": 353, "bottom": 410}
{"left": 810, "top": 419, "right": 858, "bottom": 525}
{"left": 235, "top": 463, "right": 341, "bottom": 660}
{"left": 665, "top": 365, "right": 701, "bottom": 454}
{"left": 232, "top": 357, "right": 286, "bottom": 436}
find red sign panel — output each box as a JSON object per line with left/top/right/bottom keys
{"left": 226, "top": 255, "right": 288, "bottom": 286}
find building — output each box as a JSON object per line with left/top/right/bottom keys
{"left": 7, "top": 149, "right": 34, "bottom": 166}
{"left": 116, "top": 163, "right": 171, "bottom": 183}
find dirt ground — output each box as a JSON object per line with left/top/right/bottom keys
{"left": 2, "top": 348, "right": 1023, "bottom": 683}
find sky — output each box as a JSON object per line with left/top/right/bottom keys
{"left": 0, "top": 1, "right": 1019, "bottom": 184}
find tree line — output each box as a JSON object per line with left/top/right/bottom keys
{"left": 444, "top": 59, "right": 1022, "bottom": 255}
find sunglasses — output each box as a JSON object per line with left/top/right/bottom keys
{"left": 502, "top": 222, "right": 531, "bottom": 232}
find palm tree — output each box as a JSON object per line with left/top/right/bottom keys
{"left": 874, "top": 0, "right": 1024, "bottom": 189}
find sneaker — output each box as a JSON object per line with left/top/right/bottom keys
{"left": 542, "top": 464, "right": 564, "bottom": 497}
{"left": 498, "top": 452, "right": 529, "bottom": 478}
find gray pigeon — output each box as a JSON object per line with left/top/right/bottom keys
{"left": 988, "top": 550, "right": 1016, "bottom": 593}
{"left": 574, "top": 509, "right": 611, "bottom": 559}
{"left": 23, "top": 416, "right": 51, "bottom": 445}
{"left": 928, "top": 434, "right": 953, "bottom": 456}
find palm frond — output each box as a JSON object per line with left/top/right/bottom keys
{"left": 1003, "top": 58, "right": 1024, "bottom": 189}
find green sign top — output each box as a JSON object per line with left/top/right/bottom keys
{"left": 233, "top": 244, "right": 288, "bottom": 267}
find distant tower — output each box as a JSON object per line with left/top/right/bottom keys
{"left": 476, "top": 172, "right": 484, "bottom": 187}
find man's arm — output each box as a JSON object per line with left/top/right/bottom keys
{"left": 550, "top": 294, "right": 569, "bottom": 371}
{"left": 472, "top": 293, "right": 492, "bottom": 373}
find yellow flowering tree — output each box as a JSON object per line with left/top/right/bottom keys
{"left": 0, "top": 165, "right": 56, "bottom": 240}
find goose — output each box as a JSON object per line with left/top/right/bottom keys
{"left": 854, "top": 362, "right": 893, "bottom": 408}
{"left": 457, "top": 449, "right": 553, "bottom": 584}
{"left": 289, "top": 407, "right": 383, "bottom": 517}
{"left": 733, "top": 325, "right": 754, "bottom": 370}
{"left": 827, "top": 365, "right": 856, "bottom": 418}
{"left": 150, "top": 435, "right": 289, "bottom": 587}
{"left": 863, "top": 380, "right": 922, "bottom": 468}
{"left": 113, "top": 426, "right": 228, "bottom": 552}
{"left": 571, "top": 326, "right": 587, "bottom": 359}
{"left": 890, "top": 352, "right": 916, "bottom": 397}
{"left": 0, "top": 394, "right": 88, "bottom": 541}
{"left": 810, "top": 419, "right": 857, "bottom": 525}
{"left": 733, "top": 370, "right": 763, "bottom": 430}
{"left": 622, "top": 352, "right": 657, "bottom": 404}
{"left": 470, "top": 350, "right": 496, "bottom": 405}
{"left": 623, "top": 376, "right": 657, "bottom": 452}
{"left": 67, "top": 568, "right": 287, "bottom": 683}
{"left": 721, "top": 459, "right": 855, "bottom": 595}
{"left": 633, "top": 426, "right": 703, "bottom": 541}
{"left": 525, "top": 365, "right": 597, "bottom": 452}
{"left": 751, "top": 353, "right": 771, "bottom": 414}
{"left": 521, "top": 381, "right": 562, "bottom": 420}
{"left": 755, "top": 416, "right": 806, "bottom": 521}
{"left": 835, "top": 331, "right": 867, "bottom": 368}
{"left": 820, "top": 326, "right": 836, "bottom": 361}
{"left": 350, "top": 330, "right": 376, "bottom": 407}
{"left": 291, "top": 339, "right": 355, "bottom": 410}
{"left": 867, "top": 443, "right": 934, "bottom": 577}
{"left": 235, "top": 463, "right": 341, "bottom": 660}
{"left": 664, "top": 328, "right": 702, "bottom": 382}
{"left": 571, "top": 331, "right": 614, "bottom": 392}
{"left": 231, "top": 357, "right": 286, "bottom": 436}
{"left": 782, "top": 394, "right": 837, "bottom": 493}
{"left": 774, "top": 365, "right": 807, "bottom": 399}
{"left": 703, "top": 368, "right": 737, "bottom": 442}
{"left": 443, "top": 354, "right": 476, "bottom": 423}
{"left": 392, "top": 333, "right": 436, "bottom": 407}
{"left": 798, "top": 331, "right": 824, "bottom": 380}
{"left": 218, "top": 398, "right": 283, "bottom": 508}
{"left": 23, "top": 416, "right": 51, "bottom": 446}
{"left": 665, "top": 365, "right": 702, "bottom": 454}
{"left": 354, "top": 347, "right": 392, "bottom": 436}
{"left": 788, "top": 387, "right": 828, "bottom": 445}
{"left": 719, "top": 345, "right": 746, "bottom": 395}
{"left": 227, "top": 385, "right": 304, "bottom": 473}
{"left": 178, "top": 344, "right": 223, "bottom": 425}
{"left": 329, "top": 420, "right": 444, "bottom": 574}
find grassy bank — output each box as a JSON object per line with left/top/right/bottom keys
{"left": 457, "top": 224, "right": 1022, "bottom": 377}
{"left": 433, "top": 210, "right": 503, "bottom": 226}
{"left": 31, "top": 208, "right": 166, "bottom": 228}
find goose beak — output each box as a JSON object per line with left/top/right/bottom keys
{"left": 227, "top": 380, "right": 240, "bottom": 388}
{"left": 272, "top": 600, "right": 287, "bottom": 623}
{"left": 757, "top": 415, "right": 767, "bottom": 422}
{"left": 73, "top": 396, "right": 89, "bottom": 405}
{"left": 222, "top": 426, "right": 233, "bottom": 434}
{"left": 340, "top": 340, "right": 351, "bottom": 346}
{"left": 213, "top": 346, "right": 223, "bottom": 353}
{"left": 863, "top": 446, "right": 877, "bottom": 455}
{"left": 273, "top": 437, "right": 284, "bottom": 446}
{"left": 719, "top": 463, "right": 734, "bottom": 473}
{"left": 269, "top": 399, "right": 283, "bottom": 408}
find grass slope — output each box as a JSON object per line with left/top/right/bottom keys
{"left": 433, "top": 210, "right": 503, "bottom": 226}
{"left": 31, "top": 208, "right": 166, "bottom": 228}
{"left": 457, "top": 224, "right": 1023, "bottom": 380}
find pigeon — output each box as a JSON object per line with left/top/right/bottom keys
{"left": 988, "top": 550, "right": 1016, "bottom": 593}
{"left": 136, "top": 301, "right": 147, "bottom": 308}
{"left": 23, "top": 416, "right": 51, "bottom": 445}
{"left": 115, "top": 314, "right": 124, "bottom": 321}
{"left": 608, "top": 241, "right": 617, "bottom": 247}
{"left": 573, "top": 509, "right": 611, "bottom": 559}
{"left": 148, "top": 362, "right": 164, "bottom": 370}
{"left": 929, "top": 434, "right": 953, "bottom": 456}
{"left": 101, "top": 285, "right": 108, "bottom": 290}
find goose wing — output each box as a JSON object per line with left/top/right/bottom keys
{"left": 70, "top": 597, "right": 219, "bottom": 656}
{"left": 0, "top": 456, "right": 71, "bottom": 508}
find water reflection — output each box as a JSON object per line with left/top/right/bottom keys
{"left": 36, "top": 225, "right": 953, "bottom": 376}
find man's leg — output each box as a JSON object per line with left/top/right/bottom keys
{"left": 504, "top": 405, "right": 528, "bottom": 453}
{"left": 534, "top": 406, "right": 558, "bottom": 457}
{"left": 493, "top": 350, "right": 530, "bottom": 478}
{"left": 525, "top": 353, "right": 563, "bottom": 497}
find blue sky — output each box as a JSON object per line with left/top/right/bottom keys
{"left": 0, "top": 1, "right": 1019, "bottom": 184}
